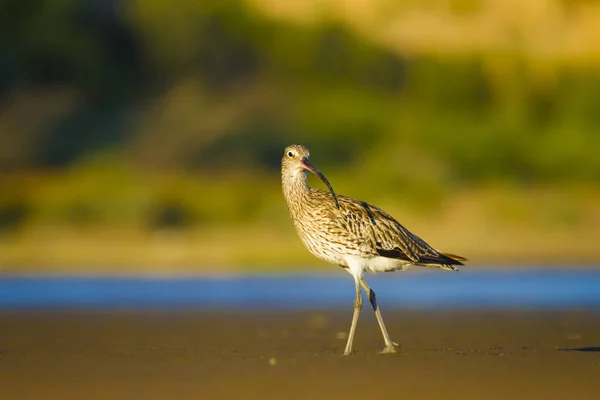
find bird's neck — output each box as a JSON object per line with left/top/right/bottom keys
{"left": 282, "top": 169, "right": 311, "bottom": 212}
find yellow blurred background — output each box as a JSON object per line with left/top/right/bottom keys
{"left": 1, "top": 0, "right": 599, "bottom": 274}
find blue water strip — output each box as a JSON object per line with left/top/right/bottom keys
{"left": 0, "top": 269, "right": 599, "bottom": 310}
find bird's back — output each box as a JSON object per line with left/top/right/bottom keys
{"left": 292, "top": 188, "right": 465, "bottom": 272}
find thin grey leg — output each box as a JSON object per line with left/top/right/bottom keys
{"left": 343, "top": 275, "right": 362, "bottom": 355}
{"left": 360, "top": 277, "right": 399, "bottom": 354}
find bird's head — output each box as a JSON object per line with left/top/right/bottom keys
{"left": 281, "top": 144, "right": 339, "bottom": 209}
{"left": 281, "top": 144, "right": 312, "bottom": 175}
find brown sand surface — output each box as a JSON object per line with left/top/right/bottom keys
{"left": 1, "top": 310, "right": 599, "bottom": 399}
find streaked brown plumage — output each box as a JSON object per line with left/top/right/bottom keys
{"left": 281, "top": 144, "right": 466, "bottom": 355}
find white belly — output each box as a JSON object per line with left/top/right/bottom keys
{"left": 343, "top": 255, "right": 412, "bottom": 276}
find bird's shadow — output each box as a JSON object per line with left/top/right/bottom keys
{"left": 559, "top": 346, "right": 600, "bottom": 352}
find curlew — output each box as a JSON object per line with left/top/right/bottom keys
{"left": 281, "top": 144, "right": 466, "bottom": 355}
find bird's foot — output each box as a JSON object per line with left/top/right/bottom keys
{"left": 379, "top": 341, "right": 400, "bottom": 355}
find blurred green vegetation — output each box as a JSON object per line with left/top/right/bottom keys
{"left": 1, "top": 0, "right": 600, "bottom": 268}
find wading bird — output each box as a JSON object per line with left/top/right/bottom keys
{"left": 281, "top": 144, "right": 466, "bottom": 355}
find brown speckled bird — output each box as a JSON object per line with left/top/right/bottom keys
{"left": 281, "top": 144, "right": 466, "bottom": 355}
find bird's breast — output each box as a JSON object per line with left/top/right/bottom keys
{"left": 292, "top": 213, "right": 362, "bottom": 266}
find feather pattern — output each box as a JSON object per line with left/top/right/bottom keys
{"left": 282, "top": 144, "right": 465, "bottom": 273}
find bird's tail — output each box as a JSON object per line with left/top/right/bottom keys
{"left": 441, "top": 252, "right": 468, "bottom": 263}
{"left": 438, "top": 252, "right": 467, "bottom": 271}
{"left": 420, "top": 252, "right": 467, "bottom": 272}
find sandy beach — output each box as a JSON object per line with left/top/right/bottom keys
{"left": 1, "top": 310, "right": 599, "bottom": 399}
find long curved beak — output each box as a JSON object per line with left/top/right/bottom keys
{"left": 300, "top": 157, "right": 340, "bottom": 210}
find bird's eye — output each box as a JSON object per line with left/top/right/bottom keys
{"left": 287, "top": 151, "right": 294, "bottom": 158}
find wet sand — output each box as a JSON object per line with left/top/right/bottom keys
{"left": 1, "top": 310, "right": 599, "bottom": 399}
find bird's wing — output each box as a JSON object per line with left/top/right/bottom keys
{"left": 314, "top": 189, "right": 462, "bottom": 266}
